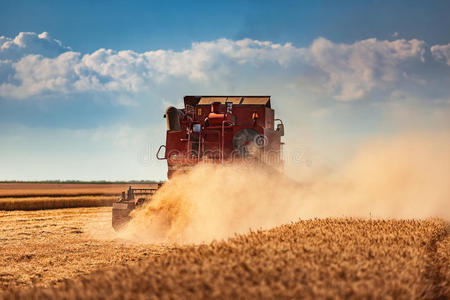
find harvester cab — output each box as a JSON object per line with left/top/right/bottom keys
{"left": 112, "top": 95, "right": 284, "bottom": 230}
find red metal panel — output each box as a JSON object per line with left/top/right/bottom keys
{"left": 165, "top": 96, "right": 282, "bottom": 177}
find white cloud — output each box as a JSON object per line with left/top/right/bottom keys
{"left": 0, "top": 32, "right": 441, "bottom": 101}
{"left": 0, "top": 32, "right": 69, "bottom": 61}
{"left": 431, "top": 43, "right": 450, "bottom": 66}
{"left": 5, "top": 52, "right": 81, "bottom": 98}
{"left": 307, "top": 38, "right": 426, "bottom": 101}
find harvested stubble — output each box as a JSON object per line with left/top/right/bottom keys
{"left": 0, "top": 207, "right": 169, "bottom": 289}
{"left": 0, "top": 196, "right": 117, "bottom": 210}
{"left": 2, "top": 218, "right": 448, "bottom": 299}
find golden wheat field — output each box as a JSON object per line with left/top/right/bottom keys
{"left": 0, "top": 205, "right": 448, "bottom": 299}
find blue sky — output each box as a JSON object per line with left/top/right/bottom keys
{"left": 0, "top": 0, "right": 449, "bottom": 180}
{"left": 2, "top": 0, "right": 450, "bottom": 52}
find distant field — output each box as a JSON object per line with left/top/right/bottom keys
{"left": 0, "top": 213, "right": 447, "bottom": 299}
{"left": 0, "top": 182, "right": 154, "bottom": 197}
{"left": 0, "top": 183, "right": 157, "bottom": 210}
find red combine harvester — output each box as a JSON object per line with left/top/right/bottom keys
{"left": 112, "top": 95, "right": 285, "bottom": 230}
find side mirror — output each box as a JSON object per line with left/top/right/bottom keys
{"left": 156, "top": 145, "right": 167, "bottom": 160}
{"left": 276, "top": 123, "right": 284, "bottom": 136}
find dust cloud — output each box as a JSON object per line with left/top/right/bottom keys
{"left": 116, "top": 131, "right": 449, "bottom": 244}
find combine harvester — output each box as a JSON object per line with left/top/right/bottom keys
{"left": 112, "top": 96, "right": 285, "bottom": 230}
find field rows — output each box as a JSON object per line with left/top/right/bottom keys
{"left": 0, "top": 196, "right": 117, "bottom": 210}
{"left": 0, "top": 183, "right": 156, "bottom": 211}
{"left": 0, "top": 183, "right": 153, "bottom": 197}
{"left": 0, "top": 193, "right": 119, "bottom": 198}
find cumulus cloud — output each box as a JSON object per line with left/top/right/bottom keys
{"left": 0, "top": 36, "right": 307, "bottom": 98}
{"left": 431, "top": 43, "right": 450, "bottom": 66}
{"left": 0, "top": 32, "right": 69, "bottom": 61}
{"left": 3, "top": 52, "right": 82, "bottom": 98}
{"left": 307, "top": 38, "right": 426, "bottom": 101}
{"left": 0, "top": 32, "right": 445, "bottom": 101}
